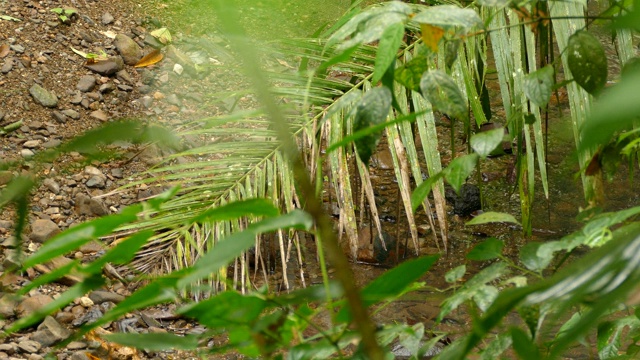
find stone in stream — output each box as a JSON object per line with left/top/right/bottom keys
{"left": 114, "top": 34, "right": 143, "bottom": 65}
{"left": 29, "top": 83, "right": 58, "bottom": 108}
{"left": 445, "top": 183, "right": 481, "bottom": 217}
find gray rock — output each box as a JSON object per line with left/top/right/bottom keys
{"left": 85, "top": 175, "right": 105, "bottom": 188}
{"left": 75, "top": 193, "right": 108, "bottom": 216}
{"left": 114, "top": 34, "right": 143, "bottom": 66}
{"left": 29, "top": 83, "right": 58, "bottom": 108}
{"left": 17, "top": 340, "right": 41, "bottom": 354}
{"left": 51, "top": 110, "right": 68, "bottom": 123}
{"left": 32, "top": 316, "right": 71, "bottom": 346}
{"left": 70, "top": 351, "right": 91, "bottom": 360}
{"left": 72, "top": 306, "right": 103, "bottom": 327}
{"left": 3, "top": 249, "right": 22, "bottom": 269}
{"left": 21, "top": 149, "right": 35, "bottom": 158}
{"left": 16, "top": 295, "right": 54, "bottom": 319}
{"left": 30, "top": 219, "right": 60, "bottom": 243}
{"left": 0, "top": 342, "right": 17, "bottom": 353}
{"left": 98, "top": 82, "right": 115, "bottom": 93}
{"left": 117, "top": 84, "right": 133, "bottom": 91}
{"left": 29, "top": 354, "right": 45, "bottom": 360}
{"left": 10, "top": 44, "right": 25, "bottom": 53}
{"left": 101, "top": 12, "right": 114, "bottom": 25}
{"left": 115, "top": 69, "right": 133, "bottom": 84}
{"left": 166, "top": 94, "right": 181, "bottom": 106}
{"left": 66, "top": 341, "right": 87, "bottom": 350}
{"left": 43, "top": 178, "right": 60, "bottom": 194}
{"left": 89, "top": 110, "right": 108, "bottom": 122}
{"left": 143, "top": 33, "right": 164, "bottom": 49}
{"left": 111, "top": 168, "right": 123, "bottom": 178}
{"left": 61, "top": 109, "right": 80, "bottom": 119}
{"left": 23, "top": 140, "right": 40, "bottom": 148}
{"left": 42, "top": 139, "right": 62, "bottom": 148}
{"left": 88, "top": 290, "right": 125, "bottom": 304}
{"left": 76, "top": 75, "right": 96, "bottom": 92}
{"left": 1, "top": 58, "right": 13, "bottom": 73}
{"left": 84, "top": 56, "right": 123, "bottom": 76}
{"left": 70, "top": 94, "right": 83, "bottom": 104}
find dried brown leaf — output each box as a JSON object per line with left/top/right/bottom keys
{"left": 134, "top": 49, "right": 164, "bottom": 68}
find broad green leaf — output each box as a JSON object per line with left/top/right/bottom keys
{"left": 353, "top": 87, "right": 392, "bottom": 164}
{"left": 470, "top": 128, "right": 505, "bottom": 158}
{"left": 480, "top": 334, "right": 512, "bottom": 360}
{"left": 444, "top": 154, "right": 478, "bottom": 194}
{"left": 178, "top": 291, "right": 267, "bottom": 328}
{"left": 444, "top": 39, "right": 461, "bottom": 70}
{"left": 567, "top": 30, "right": 608, "bottom": 95}
{"left": 372, "top": 22, "right": 405, "bottom": 84}
{"left": 467, "top": 237, "right": 504, "bottom": 261}
{"left": 395, "top": 55, "right": 430, "bottom": 92}
{"left": 420, "top": 23, "right": 445, "bottom": 52}
{"left": 511, "top": 327, "right": 541, "bottom": 360}
{"left": 437, "top": 262, "right": 508, "bottom": 322}
{"left": 399, "top": 323, "right": 424, "bottom": 357}
{"left": 411, "top": 172, "right": 444, "bottom": 212}
{"left": 519, "top": 242, "right": 547, "bottom": 272}
{"left": 191, "top": 198, "right": 279, "bottom": 224}
{"left": 104, "top": 333, "right": 200, "bottom": 351}
{"left": 474, "top": 285, "right": 499, "bottom": 311}
{"left": 413, "top": 5, "right": 482, "bottom": 31}
{"left": 446, "top": 265, "right": 466, "bottom": 283}
{"left": 476, "top": 0, "right": 510, "bottom": 6}
{"left": 420, "top": 70, "right": 468, "bottom": 121}
{"left": 466, "top": 211, "right": 520, "bottom": 226}
{"left": 338, "top": 12, "right": 407, "bottom": 50}
{"left": 597, "top": 316, "right": 640, "bottom": 359}
{"left": 579, "top": 67, "right": 640, "bottom": 153}
{"left": 524, "top": 65, "right": 554, "bottom": 107}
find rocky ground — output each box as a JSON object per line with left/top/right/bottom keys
{"left": 0, "top": 0, "right": 242, "bottom": 359}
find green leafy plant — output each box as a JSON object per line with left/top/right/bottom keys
{"left": 50, "top": 7, "right": 77, "bottom": 24}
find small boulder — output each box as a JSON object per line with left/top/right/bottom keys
{"left": 30, "top": 219, "right": 60, "bottom": 243}
{"left": 114, "top": 34, "right": 143, "bottom": 66}
{"left": 84, "top": 56, "right": 124, "bottom": 76}
{"left": 16, "top": 294, "right": 54, "bottom": 318}
{"left": 76, "top": 75, "right": 96, "bottom": 92}
{"left": 29, "top": 83, "right": 58, "bottom": 108}
{"left": 32, "top": 316, "right": 71, "bottom": 347}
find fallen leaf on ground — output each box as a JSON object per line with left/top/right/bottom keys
{"left": 134, "top": 49, "right": 164, "bottom": 68}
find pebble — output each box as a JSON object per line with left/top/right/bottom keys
{"left": 16, "top": 294, "right": 54, "bottom": 318}
{"left": 99, "top": 82, "right": 116, "bottom": 93}
{"left": 84, "top": 56, "right": 124, "bottom": 75}
{"left": 23, "top": 140, "right": 40, "bottom": 148}
{"left": 79, "top": 297, "right": 94, "bottom": 308}
{"left": 88, "top": 290, "right": 125, "bottom": 304}
{"left": 43, "top": 178, "right": 60, "bottom": 194}
{"left": 51, "top": 110, "right": 68, "bottom": 123}
{"left": 1, "top": 58, "right": 13, "bottom": 73}
{"left": 89, "top": 109, "right": 109, "bottom": 122}
{"left": 17, "top": 340, "right": 41, "bottom": 354}
{"left": 62, "top": 109, "right": 80, "bottom": 119}
{"left": 114, "top": 33, "right": 143, "bottom": 66}
{"left": 101, "top": 12, "right": 114, "bottom": 25}
{"left": 21, "top": 149, "right": 35, "bottom": 158}
{"left": 31, "top": 316, "right": 71, "bottom": 346}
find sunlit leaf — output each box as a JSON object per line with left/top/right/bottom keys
{"left": 467, "top": 237, "right": 504, "bottom": 261}
{"left": 524, "top": 65, "right": 554, "bottom": 107}
{"left": 466, "top": 211, "right": 520, "bottom": 226}
{"left": 470, "top": 127, "right": 505, "bottom": 158}
{"left": 179, "top": 291, "right": 267, "bottom": 328}
{"left": 134, "top": 49, "right": 164, "bottom": 68}
{"left": 420, "top": 23, "right": 445, "bottom": 52}
{"left": 372, "top": 22, "right": 405, "bottom": 84}
{"left": 420, "top": 70, "right": 468, "bottom": 121}
{"left": 150, "top": 27, "right": 172, "bottom": 44}
{"left": 519, "top": 242, "right": 547, "bottom": 272}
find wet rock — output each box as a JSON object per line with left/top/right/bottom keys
{"left": 76, "top": 75, "right": 96, "bottom": 92}
{"left": 75, "top": 193, "right": 108, "bottom": 216}
{"left": 88, "top": 290, "right": 125, "bottom": 304}
{"left": 29, "top": 83, "right": 58, "bottom": 108}
{"left": 89, "top": 109, "right": 109, "bottom": 122}
{"left": 16, "top": 294, "right": 54, "bottom": 318}
{"left": 30, "top": 219, "right": 60, "bottom": 243}
{"left": 17, "top": 340, "right": 41, "bottom": 354}
{"left": 445, "top": 184, "right": 482, "bottom": 216}
{"left": 32, "top": 316, "right": 71, "bottom": 347}
{"left": 84, "top": 56, "right": 124, "bottom": 76}
{"left": 114, "top": 34, "right": 143, "bottom": 66}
